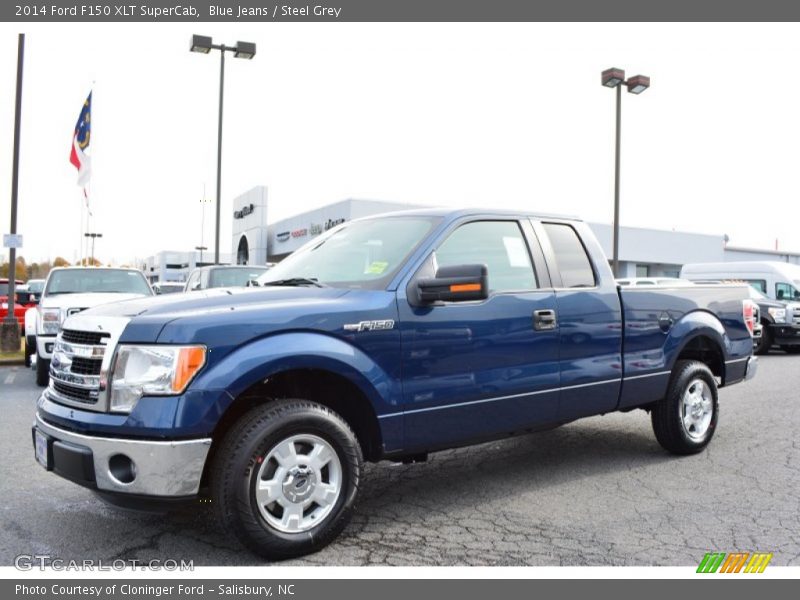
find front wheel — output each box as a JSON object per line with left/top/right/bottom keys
{"left": 210, "top": 400, "right": 363, "bottom": 560}
{"left": 651, "top": 360, "right": 719, "bottom": 455}
{"left": 753, "top": 324, "right": 773, "bottom": 355}
{"left": 24, "top": 336, "right": 35, "bottom": 368}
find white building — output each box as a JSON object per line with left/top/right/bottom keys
{"left": 141, "top": 250, "right": 232, "bottom": 284}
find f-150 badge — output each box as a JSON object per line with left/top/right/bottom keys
{"left": 343, "top": 320, "right": 395, "bottom": 332}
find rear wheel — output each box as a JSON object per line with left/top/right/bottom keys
{"left": 651, "top": 360, "right": 718, "bottom": 455}
{"left": 753, "top": 323, "right": 772, "bottom": 355}
{"left": 210, "top": 399, "right": 362, "bottom": 560}
{"left": 35, "top": 352, "right": 50, "bottom": 387}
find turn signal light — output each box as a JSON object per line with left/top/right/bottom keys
{"left": 173, "top": 346, "right": 207, "bottom": 392}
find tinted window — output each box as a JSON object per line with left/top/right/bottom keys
{"left": 776, "top": 282, "right": 800, "bottom": 301}
{"left": 45, "top": 269, "right": 152, "bottom": 296}
{"left": 746, "top": 279, "right": 767, "bottom": 293}
{"left": 542, "top": 223, "right": 596, "bottom": 288}
{"left": 435, "top": 221, "right": 537, "bottom": 293}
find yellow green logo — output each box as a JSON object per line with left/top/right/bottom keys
{"left": 697, "top": 552, "right": 773, "bottom": 573}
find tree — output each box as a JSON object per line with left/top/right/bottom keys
{"left": 53, "top": 257, "right": 70, "bottom": 267}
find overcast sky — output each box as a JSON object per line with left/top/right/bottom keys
{"left": 0, "top": 22, "right": 798, "bottom": 265}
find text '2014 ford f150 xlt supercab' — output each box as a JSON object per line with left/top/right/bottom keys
{"left": 32, "top": 209, "right": 758, "bottom": 559}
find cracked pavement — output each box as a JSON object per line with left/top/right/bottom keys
{"left": 1, "top": 353, "right": 798, "bottom": 566}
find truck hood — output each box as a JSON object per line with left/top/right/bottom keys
{"left": 40, "top": 292, "right": 150, "bottom": 309}
{"left": 83, "top": 286, "right": 351, "bottom": 319}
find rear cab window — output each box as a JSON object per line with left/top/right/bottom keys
{"left": 541, "top": 223, "right": 596, "bottom": 288}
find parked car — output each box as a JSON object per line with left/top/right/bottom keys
{"left": 31, "top": 267, "right": 153, "bottom": 386}
{"left": 681, "top": 261, "right": 800, "bottom": 302}
{"left": 33, "top": 209, "right": 757, "bottom": 560}
{"left": 616, "top": 277, "right": 695, "bottom": 287}
{"left": 689, "top": 279, "right": 800, "bottom": 355}
{"left": 152, "top": 281, "right": 185, "bottom": 295}
{"left": 184, "top": 265, "right": 271, "bottom": 292}
{"left": 18, "top": 278, "right": 45, "bottom": 304}
{"left": 0, "top": 278, "right": 34, "bottom": 332}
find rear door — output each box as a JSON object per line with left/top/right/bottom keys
{"left": 534, "top": 220, "right": 623, "bottom": 420}
{"left": 398, "top": 217, "right": 561, "bottom": 450}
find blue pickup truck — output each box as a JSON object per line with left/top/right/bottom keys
{"left": 33, "top": 209, "right": 758, "bottom": 559}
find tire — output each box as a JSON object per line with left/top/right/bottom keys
{"left": 753, "top": 323, "right": 773, "bottom": 355}
{"left": 651, "top": 360, "right": 718, "bottom": 455}
{"left": 210, "top": 399, "right": 363, "bottom": 560}
{"left": 35, "top": 353, "right": 50, "bottom": 387}
{"left": 781, "top": 345, "right": 800, "bottom": 354}
{"left": 24, "top": 336, "right": 35, "bottom": 368}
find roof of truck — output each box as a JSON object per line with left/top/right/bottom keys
{"left": 354, "top": 207, "right": 582, "bottom": 221}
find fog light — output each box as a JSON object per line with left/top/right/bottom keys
{"left": 108, "top": 454, "right": 137, "bottom": 484}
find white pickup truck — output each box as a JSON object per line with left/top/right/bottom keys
{"left": 30, "top": 267, "right": 153, "bottom": 386}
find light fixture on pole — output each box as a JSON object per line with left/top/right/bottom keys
{"left": 84, "top": 232, "right": 102, "bottom": 264}
{"left": 601, "top": 67, "right": 650, "bottom": 278}
{"left": 190, "top": 34, "right": 256, "bottom": 266}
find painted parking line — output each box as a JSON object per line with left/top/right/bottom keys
{"left": 4, "top": 368, "right": 17, "bottom": 385}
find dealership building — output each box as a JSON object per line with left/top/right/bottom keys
{"left": 142, "top": 185, "right": 799, "bottom": 284}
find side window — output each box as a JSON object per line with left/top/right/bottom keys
{"left": 434, "top": 221, "right": 537, "bottom": 293}
{"left": 746, "top": 279, "right": 767, "bottom": 294}
{"left": 186, "top": 272, "right": 200, "bottom": 291}
{"left": 542, "top": 223, "right": 596, "bottom": 288}
{"left": 776, "top": 282, "right": 800, "bottom": 301}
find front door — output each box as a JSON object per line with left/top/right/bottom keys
{"left": 398, "top": 218, "right": 561, "bottom": 450}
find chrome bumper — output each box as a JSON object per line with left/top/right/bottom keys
{"left": 744, "top": 355, "right": 758, "bottom": 381}
{"left": 34, "top": 414, "right": 211, "bottom": 497}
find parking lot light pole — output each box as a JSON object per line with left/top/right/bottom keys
{"left": 601, "top": 68, "right": 650, "bottom": 278}
{"left": 195, "top": 245, "right": 208, "bottom": 265}
{"left": 190, "top": 35, "right": 256, "bottom": 266}
{"left": 1, "top": 34, "right": 25, "bottom": 353}
{"left": 84, "top": 232, "right": 102, "bottom": 265}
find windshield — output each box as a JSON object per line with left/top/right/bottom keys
{"left": 156, "top": 284, "right": 184, "bottom": 294}
{"left": 209, "top": 267, "right": 270, "bottom": 288}
{"left": 258, "top": 216, "right": 440, "bottom": 289}
{"left": 27, "top": 280, "right": 45, "bottom": 293}
{"left": 45, "top": 269, "right": 153, "bottom": 296}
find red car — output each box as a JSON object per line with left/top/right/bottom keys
{"left": 0, "top": 278, "right": 32, "bottom": 332}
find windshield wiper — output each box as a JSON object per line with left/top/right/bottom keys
{"left": 261, "top": 278, "right": 327, "bottom": 288}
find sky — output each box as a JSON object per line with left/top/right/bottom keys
{"left": 0, "top": 22, "right": 799, "bottom": 265}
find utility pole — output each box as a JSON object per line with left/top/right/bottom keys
{"left": 1, "top": 34, "right": 25, "bottom": 352}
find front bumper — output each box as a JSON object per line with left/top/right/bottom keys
{"left": 770, "top": 324, "right": 800, "bottom": 346}
{"left": 33, "top": 413, "right": 211, "bottom": 498}
{"left": 36, "top": 334, "right": 56, "bottom": 359}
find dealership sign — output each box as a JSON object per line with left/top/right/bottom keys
{"left": 233, "top": 204, "right": 255, "bottom": 219}
{"left": 276, "top": 231, "right": 290, "bottom": 242}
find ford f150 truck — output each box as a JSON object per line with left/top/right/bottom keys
{"left": 32, "top": 209, "right": 758, "bottom": 560}
{"left": 30, "top": 267, "right": 153, "bottom": 386}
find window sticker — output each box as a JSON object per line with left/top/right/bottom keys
{"left": 365, "top": 261, "right": 389, "bottom": 275}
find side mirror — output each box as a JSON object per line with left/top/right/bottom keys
{"left": 417, "top": 264, "right": 488, "bottom": 303}
{"left": 246, "top": 279, "right": 261, "bottom": 287}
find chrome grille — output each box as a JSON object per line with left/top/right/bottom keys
{"left": 52, "top": 380, "right": 97, "bottom": 404}
{"left": 47, "top": 335, "right": 106, "bottom": 409}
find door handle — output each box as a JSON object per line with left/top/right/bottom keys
{"left": 533, "top": 309, "right": 557, "bottom": 331}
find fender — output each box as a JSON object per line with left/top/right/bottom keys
{"left": 619, "top": 309, "right": 732, "bottom": 410}
{"left": 664, "top": 309, "right": 730, "bottom": 372}
{"left": 178, "top": 331, "right": 402, "bottom": 435}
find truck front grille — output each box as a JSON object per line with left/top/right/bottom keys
{"left": 47, "top": 332, "right": 107, "bottom": 409}
{"left": 51, "top": 380, "right": 97, "bottom": 404}
{"left": 61, "top": 329, "right": 109, "bottom": 346}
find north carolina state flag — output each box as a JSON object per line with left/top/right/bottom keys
{"left": 70, "top": 92, "right": 91, "bottom": 193}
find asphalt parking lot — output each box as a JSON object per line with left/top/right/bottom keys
{"left": 1, "top": 354, "right": 798, "bottom": 567}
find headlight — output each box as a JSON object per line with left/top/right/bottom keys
{"left": 109, "top": 345, "right": 206, "bottom": 413}
{"left": 38, "top": 307, "right": 62, "bottom": 334}
{"left": 767, "top": 307, "right": 786, "bottom": 323}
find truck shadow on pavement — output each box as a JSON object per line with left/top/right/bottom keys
{"left": 68, "top": 415, "right": 673, "bottom": 565}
